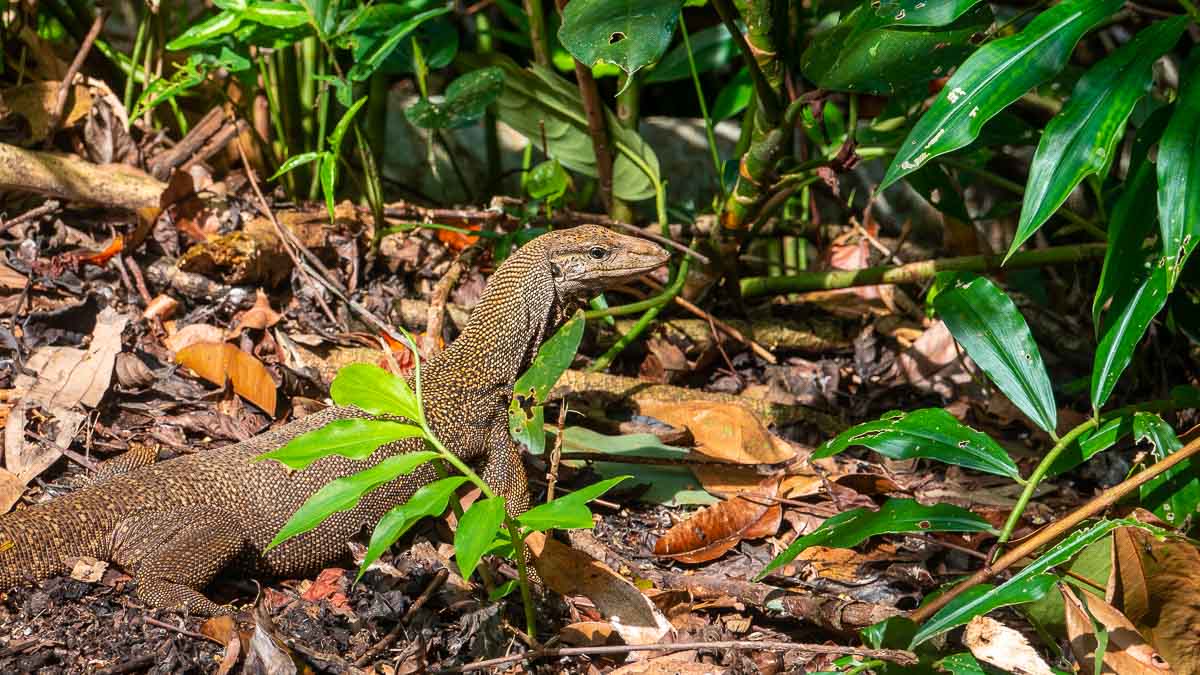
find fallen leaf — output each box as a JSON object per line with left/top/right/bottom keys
{"left": 165, "top": 323, "right": 226, "bottom": 353}
{"left": 654, "top": 478, "right": 781, "bottom": 564}
{"left": 142, "top": 294, "right": 178, "bottom": 321}
{"left": 176, "top": 342, "right": 278, "bottom": 414}
{"left": 1114, "top": 525, "right": 1200, "bottom": 674}
{"left": 964, "top": 615, "right": 1054, "bottom": 675}
{"left": 559, "top": 621, "right": 618, "bottom": 646}
{"left": 1063, "top": 583, "right": 1171, "bottom": 674}
{"left": 76, "top": 236, "right": 124, "bottom": 268}
{"left": 66, "top": 556, "right": 107, "bottom": 583}
{"left": 528, "top": 532, "right": 672, "bottom": 646}
{"left": 232, "top": 289, "right": 282, "bottom": 335}
{"left": 436, "top": 224, "right": 480, "bottom": 251}
{"left": 637, "top": 400, "right": 794, "bottom": 464}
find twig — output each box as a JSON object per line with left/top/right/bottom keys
{"left": 741, "top": 243, "right": 1108, "bottom": 297}
{"left": 910, "top": 430, "right": 1200, "bottom": 624}
{"left": 423, "top": 246, "right": 483, "bottom": 356}
{"left": 643, "top": 276, "right": 776, "bottom": 364}
{"left": 47, "top": 8, "right": 108, "bottom": 138}
{"left": 443, "top": 640, "right": 917, "bottom": 672}
{"left": 1, "top": 200, "right": 60, "bottom": 233}
{"left": 140, "top": 615, "right": 224, "bottom": 644}
{"left": 546, "top": 403, "right": 567, "bottom": 502}
{"left": 353, "top": 569, "right": 449, "bottom": 667}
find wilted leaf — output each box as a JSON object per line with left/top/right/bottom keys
{"left": 653, "top": 478, "right": 781, "bottom": 563}
{"left": 963, "top": 616, "right": 1054, "bottom": 675}
{"left": 637, "top": 400, "right": 794, "bottom": 464}
{"left": 176, "top": 342, "right": 278, "bottom": 414}
{"left": 1062, "top": 583, "right": 1171, "bottom": 674}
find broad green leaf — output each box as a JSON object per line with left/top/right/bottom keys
{"left": 1093, "top": 160, "right": 1159, "bottom": 332}
{"left": 801, "top": 3, "right": 992, "bottom": 95}
{"left": 270, "top": 151, "right": 323, "bottom": 181}
{"left": 880, "top": 0, "right": 1124, "bottom": 189}
{"left": 358, "top": 476, "right": 468, "bottom": 578}
{"left": 1012, "top": 18, "right": 1187, "bottom": 258}
{"left": 518, "top": 476, "right": 630, "bottom": 531}
{"left": 514, "top": 310, "right": 586, "bottom": 403}
{"left": 1134, "top": 413, "right": 1200, "bottom": 527}
{"left": 559, "top": 427, "right": 716, "bottom": 506}
{"left": 257, "top": 419, "right": 425, "bottom": 470}
{"left": 643, "top": 24, "right": 733, "bottom": 85}
{"left": 455, "top": 497, "right": 507, "bottom": 580}
{"left": 813, "top": 408, "right": 1019, "bottom": 479}
{"left": 166, "top": 10, "right": 241, "bottom": 50}
{"left": 911, "top": 519, "right": 1153, "bottom": 646}
{"left": 405, "top": 67, "right": 505, "bottom": 130}
{"left": 558, "top": 0, "right": 683, "bottom": 79}
{"left": 524, "top": 159, "right": 570, "bottom": 201}
{"left": 934, "top": 273, "right": 1057, "bottom": 434}
{"left": 1091, "top": 264, "right": 1169, "bottom": 411}
{"left": 1046, "top": 413, "right": 1135, "bottom": 477}
{"left": 873, "top": 0, "right": 986, "bottom": 27}
{"left": 346, "top": 5, "right": 453, "bottom": 81}
{"left": 243, "top": 1, "right": 310, "bottom": 28}
{"left": 460, "top": 52, "right": 660, "bottom": 201}
{"left": 936, "top": 653, "right": 990, "bottom": 675}
{"left": 758, "top": 499, "right": 992, "bottom": 579}
{"left": 269, "top": 451, "right": 439, "bottom": 548}
{"left": 910, "top": 575, "right": 1057, "bottom": 647}
{"left": 330, "top": 363, "right": 421, "bottom": 421}
{"left": 1157, "top": 70, "right": 1200, "bottom": 287}
{"left": 711, "top": 66, "right": 751, "bottom": 120}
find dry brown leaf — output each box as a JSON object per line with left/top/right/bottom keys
{"left": 559, "top": 621, "right": 618, "bottom": 646}
{"left": 963, "top": 616, "right": 1054, "bottom": 675}
{"left": 654, "top": 479, "right": 781, "bottom": 564}
{"left": 1116, "top": 525, "right": 1200, "bottom": 674}
{"left": 1111, "top": 526, "right": 1151, "bottom": 625}
{"left": 637, "top": 400, "right": 794, "bottom": 464}
{"left": 1063, "top": 583, "right": 1172, "bottom": 674}
{"left": 528, "top": 532, "right": 672, "bottom": 646}
{"left": 176, "top": 342, "right": 278, "bottom": 414}
{"left": 142, "top": 294, "right": 179, "bottom": 321}
{"left": 232, "top": 289, "right": 283, "bottom": 335}
{"left": 67, "top": 556, "right": 108, "bottom": 583}
{"left": 1, "top": 81, "right": 92, "bottom": 141}
{"left": 609, "top": 653, "right": 726, "bottom": 675}
{"left": 165, "top": 323, "right": 226, "bottom": 353}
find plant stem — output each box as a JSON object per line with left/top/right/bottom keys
{"left": 844, "top": 659, "right": 885, "bottom": 675}
{"left": 680, "top": 13, "right": 726, "bottom": 204}
{"left": 123, "top": 9, "right": 149, "bottom": 114}
{"left": 710, "top": 0, "right": 780, "bottom": 126}
{"left": 740, "top": 243, "right": 1107, "bottom": 297}
{"left": 1176, "top": 0, "right": 1200, "bottom": 20}
{"left": 525, "top": 0, "right": 552, "bottom": 67}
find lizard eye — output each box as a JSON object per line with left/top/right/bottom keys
{"left": 588, "top": 246, "right": 607, "bottom": 260}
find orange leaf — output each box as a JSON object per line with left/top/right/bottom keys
{"left": 176, "top": 342, "right": 277, "bottom": 414}
{"left": 79, "top": 236, "right": 124, "bottom": 267}
{"left": 637, "top": 400, "right": 795, "bottom": 464}
{"left": 436, "top": 225, "right": 480, "bottom": 251}
{"left": 653, "top": 479, "right": 781, "bottom": 564}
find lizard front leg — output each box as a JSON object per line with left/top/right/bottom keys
{"left": 477, "top": 426, "right": 544, "bottom": 587}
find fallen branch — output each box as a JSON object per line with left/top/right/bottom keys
{"left": 740, "top": 243, "right": 1107, "bottom": 297}
{"left": 0, "top": 142, "right": 165, "bottom": 210}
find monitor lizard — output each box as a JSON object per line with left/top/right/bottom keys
{"left": 0, "top": 225, "right": 670, "bottom": 615}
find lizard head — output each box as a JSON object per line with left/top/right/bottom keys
{"left": 545, "top": 225, "right": 671, "bottom": 299}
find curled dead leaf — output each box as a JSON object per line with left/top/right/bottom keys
{"left": 637, "top": 400, "right": 794, "bottom": 464}
{"left": 166, "top": 323, "right": 226, "bottom": 353}
{"left": 964, "top": 615, "right": 1054, "bottom": 675}
{"left": 654, "top": 478, "right": 781, "bottom": 564}
{"left": 1063, "top": 583, "right": 1171, "bottom": 674}
{"left": 231, "top": 289, "right": 282, "bottom": 335}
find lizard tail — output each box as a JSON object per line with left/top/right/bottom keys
{"left": 0, "top": 511, "right": 75, "bottom": 589}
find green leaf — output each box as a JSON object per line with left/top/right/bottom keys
{"left": 910, "top": 575, "right": 1057, "bottom": 647}
{"left": 934, "top": 273, "right": 1057, "bottom": 435}
{"left": 558, "top": 0, "right": 683, "bottom": 79}
{"left": 514, "top": 309, "right": 586, "bottom": 403}
{"left": 488, "top": 579, "right": 520, "bottom": 601}
{"left": 1091, "top": 264, "right": 1169, "bottom": 411}
{"left": 1157, "top": 69, "right": 1200, "bottom": 288}
{"left": 346, "top": 5, "right": 453, "bottom": 81}
{"left": 911, "top": 519, "right": 1144, "bottom": 646}
{"left": 880, "top": 0, "right": 1124, "bottom": 189}
{"left": 644, "top": 23, "right": 733, "bottom": 85}
{"left": 319, "top": 152, "right": 337, "bottom": 222}
{"left": 935, "top": 653, "right": 990, "bottom": 675}
{"left": 1134, "top": 413, "right": 1200, "bottom": 527}
{"left": 330, "top": 363, "right": 421, "bottom": 421}
{"left": 271, "top": 151, "right": 323, "bottom": 181}
{"left": 524, "top": 159, "right": 570, "bottom": 200}
{"left": 812, "top": 408, "right": 1019, "bottom": 479}
{"left": 872, "top": 0, "right": 987, "bottom": 27}
{"left": 357, "top": 476, "right": 468, "bottom": 578}
{"left": 711, "top": 66, "right": 751, "bottom": 120}
{"left": 269, "top": 451, "right": 439, "bottom": 549}
{"left": 329, "top": 96, "right": 368, "bottom": 154}
{"left": 559, "top": 427, "right": 715, "bottom": 506}
{"left": 460, "top": 52, "right": 661, "bottom": 201}
{"left": 256, "top": 419, "right": 425, "bottom": 470}
{"left": 1012, "top": 18, "right": 1187, "bottom": 258}
{"left": 405, "top": 67, "right": 506, "bottom": 130}
{"left": 1093, "top": 160, "right": 1159, "bottom": 332}
{"left": 801, "top": 3, "right": 992, "bottom": 95}
{"left": 243, "top": 1, "right": 310, "bottom": 28}
{"left": 1046, "top": 413, "right": 1135, "bottom": 477}
{"left": 455, "top": 496, "right": 507, "bottom": 580}
{"left": 518, "top": 476, "right": 629, "bottom": 531}
{"left": 758, "top": 499, "right": 992, "bottom": 579}
{"left": 166, "top": 10, "right": 242, "bottom": 50}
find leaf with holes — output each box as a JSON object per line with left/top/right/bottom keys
{"left": 880, "top": 0, "right": 1124, "bottom": 189}
{"left": 558, "top": 0, "right": 683, "bottom": 80}
{"left": 1134, "top": 413, "right": 1200, "bottom": 528}
{"left": 934, "top": 273, "right": 1057, "bottom": 434}
{"left": 757, "top": 499, "right": 991, "bottom": 579}
{"left": 1012, "top": 17, "right": 1186, "bottom": 259}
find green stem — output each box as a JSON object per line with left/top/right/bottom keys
{"left": 994, "top": 397, "right": 1190, "bottom": 552}
{"left": 844, "top": 659, "right": 884, "bottom": 675}
{"left": 680, "top": 13, "right": 725, "bottom": 204}
{"left": 525, "top": 0, "right": 552, "bottom": 67}
{"left": 1181, "top": 0, "right": 1200, "bottom": 20}
{"left": 123, "top": 10, "right": 149, "bottom": 114}
{"left": 741, "top": 243, "right": 1107, "bottom": 297}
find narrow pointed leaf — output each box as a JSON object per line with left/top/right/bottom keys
{"left": 880, "top": 0, "right": 1124, "bottom": 189}
{"left": 346, "top": 5, "right": 453, "bottom": 81}
{"left": 1091, "top": 264, "right": 1169, "bottom": 411}
{"left": 872, "top": 0, "right": 986, "bottom": 27}
{"left": 1157, "top": 71, "right": 1200, "bottom": 287}
{"left": 518, "top": 475, "right": 630, "bottom": 531}
{"left": 813, "top": 409, "right": 1019, "bottom": 479}
{"left": 330, "top": 363, "right": 420, "bottom": 421}
{"left": 167, "top": 10, "right": 241, "bottom": 50}
{"left": 758, "top": 499, "right": 991, "bottom": 579}
{"left": 454, "top": 497, "right": 507, "bottom": 580}
{"left": 269, "top": 451, "right": 439, "bottom": 549}
{"left": 910, "top": 575, "right": 1057, "bottom": 647}
{"left": 357, "top": 476, "right": 468, "bottom": 578}
{"left": 1012, "top": 17, "right": 1187, "bottom": 258}
{"left": 934, "top": 274, "right": 1057, "bottom": 434}
{"left": 257, "top": 419, "right": 425, "bottom": 470}
{"left": 1093, "top": 161, "right": 1159, "bottom": 332}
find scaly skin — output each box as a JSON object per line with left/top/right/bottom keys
{"left": 0, "top": 225, "right": 669, "bottom": 615}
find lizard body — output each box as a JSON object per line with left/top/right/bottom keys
{"left": 0, "top": 225, "right": 668, "bottom": 615}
